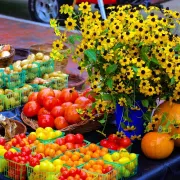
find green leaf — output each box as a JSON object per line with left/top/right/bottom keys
{"left": 99, "top": 119, "right": 105, "bottom": 124}
{"left": 106, "top": 79, "right": 113, "bottom": 89}
{"left": 174, "top": 44, "right": 180, "bottom": 51}
{"left": 150, "top": 57, "right": 159, "bottom": 65}
{"left": 161, "top": 112, "right": 168, "bottom": 124}
{"left": 141, "top": 99, "right": 149, "bottom": 108}
{"left": 132, "top": 66, "right": 138, "bottom": 73}
{"left": 87, "top": 67, "right": 92, "bottom": 76}
{"left": 121, "top": 122, "right": 126, "bottom": 129}
{"left": 113, "top": 43, "right": 124, "bottom": 50}
{"left": 170, "top": 77, "right": 175, "bottom": 85}
{"left": 142, "top": 111, "right": 151, "bottom": 121}
{"left": 67, "top": 34, "right": 82, "bottom": 44}
{"left": 106, "top": 64, "right": 118, "bottom": 74}
{"left": 84, "top": 49, "right": 96, "bottom": 62}
{"left": 92, "top": 102, "right": 96, "bottom": 109}
{"left": 101, "top": 94, "right": 112, "bottom": 101}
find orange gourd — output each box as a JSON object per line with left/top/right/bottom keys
{"left": 141, "top": 132, "right": 174, "bottom": 159}
{"left": 154, "top": 101, "right": 180, "bottom": 147}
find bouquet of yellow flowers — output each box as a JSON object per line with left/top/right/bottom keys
{"left": 50, "top": 3, "right": 180, "bottom": 135}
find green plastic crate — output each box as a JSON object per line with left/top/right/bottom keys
{"left": 0, "top": 95, "right": 4, "bottom": 112}
{"left": 4, "top": 70, "right": 25, "bottom": 89}
{"left": 0, "top": 156, "right": 7, "bottom": 173}
{"left": 3, "top": 90, "right": 21, "bottom": 110}
{"left": 18, "top": 85, "right": 35, "bottom": 104}
{"left": 3, "top": 159, "right": 27, "bottom": 180}
{"left": 49, "top": 76, "right": 69, "bottom": 90}
{"left": 37, "top": 131, "right": 65, "bottom": 144}
{"left": 80, "top": 159, "right": 119, "bottom": 180}
{"left": 35, "top": 59, "right": 54, "bottom": 77}
{"left": 0, "top": 70, "right": 4, "bottom": 88}
{"left": 24, "top": 63, "right": 40, "bottom": 82}
{"left": 106, "top": 154, "right": 139, "bottom": 179}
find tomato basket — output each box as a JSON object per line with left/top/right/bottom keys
{"left": 97, "top": 141, "right": 133, "bottom": 153}
{"left": 26, "top": 164, "right": 59, "bottom": 180}
{"left": 106, "top": 154, "right": 139, "bottom": 179}
{"left": 79, "top": 159, "right": 119, "bottom": 180}
{"left": 3, "top": 159, "right": 27, "bottom": 180}
{"left": 37, "top": 131, "right": 65, "bottom": 144}
{"left": 4, "top": 70, "right": 26, "bottom": 90}
{"left": 34, "top": 59, "right": 54, "bottom": 77}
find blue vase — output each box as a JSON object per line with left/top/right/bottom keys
{"left": 115, "top": 101, "right": 147, "bottom": 139}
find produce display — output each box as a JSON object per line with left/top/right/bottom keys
{"left": 0, "top": 44, "right": 11, "bottom": 58}
{"left": 23, "top": 88, "right": 94, "bottom": 129}
{"left": 0, "top": 130, "right": 138, "bottom": 180}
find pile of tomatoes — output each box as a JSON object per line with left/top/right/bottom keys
{"left": 23, "top": 88, "right": 95, "bottom": 129}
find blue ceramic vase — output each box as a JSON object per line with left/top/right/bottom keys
{"left": 115, "top": 101, "right": 147, "bottom": 138}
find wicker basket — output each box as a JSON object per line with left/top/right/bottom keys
{"left": 30, "top": 43, "right": 69, "bottom": 72}
{"left": 21, "top": 112, "right": 107, "bottom": 134}
{"left": 0, "top": 45, "right": 15, "bottom": 68}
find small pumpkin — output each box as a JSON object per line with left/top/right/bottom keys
{"left": 154, "top": 101, "right": 180, "bottom": 147}
{"left": 141, "top": 132, "right": 174, "bottom": 159}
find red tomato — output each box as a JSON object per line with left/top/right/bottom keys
{"left": 80, "top": 171, "right": 87, "bottom": 179}
{"left": 82, "top": 88, "right": 96, "bottom": 102}
{"left": 74, "top": 134, "right": 84, "bottom": 144}
{"left": 108, "top": 134, "right": 118, "bottom": 143}
{"left": 51, "top": 106, "right": 64, "bottom": 118}
{"left": 105, "top": 165, "right": 113, "bottom": 173}
{"left": 21, "top": 147, "right": 31, "bottom": 155}
{"left": 74, "top": 96, "right": 92, "bottom": 109}
{"left": 4, "top": 151, "right": 14, "bottom": 160}
{"left": 60, "top": 88, "right": 79, "bottom": 103}
{"left": 43, "top": 96, "right": 61, "bottom": 111}
{"left": 38, "top": 107, "right": 50, "bottom": 116}
{"left": 118, "top": 137, "right": 131, "bottom": 148}
{"left": 106, "top": 142, "right": 118, "bottom": 150}
{"left": 100, "top": 139, "right": 108, "bottom": 147}
{"left": 54, "top": 116, "right": 69, "bottom": 130}
{"left": 0, "top": 137, "right": 6, "bottom": 145}
{"left": 61, "top": 167, "right": 68, "bottom": 173}
{"left": 74, "top": 144, "right": 81, "bottom": 149}
{"left": 38, "top": 114, "right": 54, "bottom": 128}
{"left": 55, "top": 138, "right": 65, "bottom": 145}
{"left": 28, "top": 92, "right": 38, "bottom": 102}
{"left": 37, "top": 88, "right": 55, "bottom": 106}
{"left": 23, "top": 101, "right": 41, "bottom": 117}
{"left": 65, "top": 142, "right": 74, "bottom": 150}
{"left": 53, "top": 90, "right": 62, "bottom": 99}
{"left": 61, "top": 102, "right": 73, "bottom": 111}
{"left": 65, "top": 134, "right": 75, "bottom": 143}
{"left": 64, "top": 104, "right": 81, "bottom": 124}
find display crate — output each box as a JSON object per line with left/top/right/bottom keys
{"left": 34, "top": 59, "right": 54, "bottom": 77}
{"left": 4, "top": 70, "right": 26, "bottom": 90}
{"left": 0, "top": 70, "right": 4, "bottom": 88}
{"left": 107, "top": 154, "right": 139, "bottom": 179}
{"left": 3, "top": 159, "right": 27, "bottom": 180}
{"left": 0, "top": 95, "right": 4, "bottom": 112}
{"left": 37, "top": 131, "right": 65, "bottom": 144}
{"left": 80, "top": 159, "right": 119, "bottom": 180}
{"left": 1, "top": 90, "right": 21, "bottom": 111}
{"left": 50, "top": 76, "right": 69, "bottom": 90}
{"left": 0, "top": 155, "right": 7, "bottom": 173}
{"left": 24, "top": 63, "right": 40, "bottom": 82}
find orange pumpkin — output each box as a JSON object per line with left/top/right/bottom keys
{"left": 154, "top": 101, "right": 180, "bottom": 147}
{"left": 141, "top": 132, "right": 174, "bottom": 159}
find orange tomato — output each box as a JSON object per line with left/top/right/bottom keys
{"left": 28, "top": 134, "right": 36, "bottom": 142}
{"left": 65, "top": 151, "right": 73, "bottom": 157}
{"left": 61, "top": 155, "right": 69, "bottom": 161}
{"left": 60, "top": 145, "right": 67, "bottom": 152}
{"left": 86, "top": 151, "right": 93, "bottom": 156}
{"left": 101, "top": 147, "right": 108, "bottom": 153}
{"left": 83, "top": 155, "right": 91, "bottom": 162}
{"left": 89, "top": 144, "right": 97, "bottom": 152}
{"left": 83, "top": 163, "right": 91, "bottom": 170}
{"left": 44, "top": 147, "right": 51, "bottom": 157}
{"left": 49, "top": 149, "right": 56, "bottom": 158}
{"left": 79, "top": 147, "right": 86, "bottom": 154}
{"left": 71, "top": 154, "right": 80, "bottom": 161}
{"left": 96, "top": 160, "right": 104, "bottom": 166}
{"left": 55, "top": 150, "right": 62, "bottom": 156}
{"left": 36, "top": 143, "right": 45, "bottom": 154}
{"left": 50, "top": 143, "right": 60, "bottom": 151}
{"left": 92, "top": 152, "right": 99, "bottom": 158}
{"left": 99, "top": 151, "right": 107, "bottom": 156}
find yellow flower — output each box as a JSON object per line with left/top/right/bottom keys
{"left": 137, "top": 67, "right": 152, "bottom": 79}
{"left": 78, "top": 2, "right": 91, "bottom": 14}
{"left": 118, "top": 97, "right": 127, "bottom": 106}
{"left": 65, "top": 17, "right": 76, "bottom": 30}
{"left": 60, "top": 4, "right": 74, "bottom": 16}
{"left": 50, "top": 19, "right": 57, "bottom": 28}
{"left": 52, "top": 39, "right": 64, "bottom": 50}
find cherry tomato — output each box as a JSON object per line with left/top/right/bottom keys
{"left": 19, "top": 133, "right": 26, "bottom": 139}
{"left": 62, "top": 171, "right": 69, "bottom": 178}
{"left": 28, "top": 92, "right": 38, "bottom": 102}
{"left": 4, "top": 151, "right": 14, "bottom": 160}
{"left": 60, "top": 88, "right": 79, "bottom": 103}
{"left": 29, "top": 157, "right": 40, "bottom": 167}
{"left": 118, "top": 137, "right": 131, "bottom": 148}
{"left": 43, "top": 96, "right": 61, "bottom": 111}
{"left": 23, "top": 101, "right": 41, "bottom": 117}
{"left": 65, "top": 134, "right": 75, "bottom": 144}
{"left": 21, "top": 147, "right": 31, "bottom": 155}
{"left": 74, "top": 96, "right": 92, "bottom": 109}
{"left": 100, "top": 139, "right": 108, "bottom": 147}
{"left": 61, "top": 167, "right": 68, "bottom": 173}
{"left": 55, "top": 138, "right": 65, "bottom": 145}
{"left": 69, "top": 169, "right": 76, "bottom": 176}
{"left": 0, "top": 137, "right": 6, "bottom": 145}
{"left": 82, "top": 88, "right": 96, "bottom": 102}
{"left": 80, "top": 171, "right": 87, "bottom": 179}
{"left": 106, "top": 142, "right": 118, "bottom": 150}
{"left": 51, "top": 106, "right": 64, "bottom": 118}
{"left": 54, "top": 116, "right": 69, "bottom": 130}
{"left": 38, "top": 114, "right": 54, "bottom": 128}
{"left": 74, "top": 134, "right": 84, "bottom": 144}
{"left": 65, "top": 142, "right": 75, "bottom": 150}
{"left": 37, "top": 88, "right": 55, "bottom": 106}
{"left": 64, "top": 104, "right": 81, "bottom": 124}
{"left": 38, "top": 107, "right": 50, "bottom": 116}
{"left": 108, "top": 134, "right": 118, "bottom": 143}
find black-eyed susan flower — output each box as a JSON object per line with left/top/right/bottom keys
{"left": 78, "top": 2, "right": 91, "bottom": 14}
{"left": 52, "top": 39, "right": 64, "bottom": 50}
{"left": 65, "top": 17, "right": 76, "bottom": 30}
{"left": 137, "top": 67, "right": 152, "bottom": 79}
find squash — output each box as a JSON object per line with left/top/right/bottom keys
{"left": 141, "top": 132, "right": 174, "bottom": 159}
{"left": 154, "top": 101, "right": 180, "bottom": 147}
